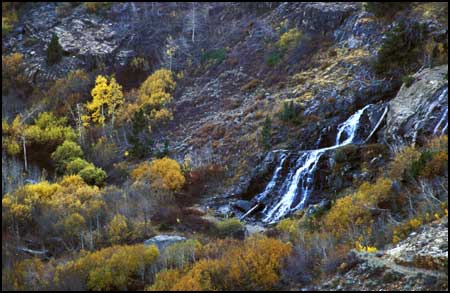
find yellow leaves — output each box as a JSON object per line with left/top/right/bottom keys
{"left": 176, "top": 71, "right": 184, "bottom": 80}
{"left": 148, "top": 269, "right": 182, "bottom": 291}
{"left": 55, "top": 244, "right": 159, "bottom": 291}
{"left": 420, "top": 150, "right": 448, "bottom": 179}
{"left": 3, "top": 137, "right": 20, "bottom": 156}
{"left": 151, "top": 236, "right": 292, "bottom": 291}
{"left": 8, "top": 257, "right": 46, "bottom": 291}
{"left": 138, "top": 69, "right": 175, "bottom": 120}
{"left": 151, "top": 108, "right": 173, "bottom": 122}
{"left": 116, "top": 102, "right": 139, "bottom": 124}
{"left": 22, "top": 112, "right": 77, "bottom": 146}
{"left": 62, "top": 213, "right": 86, "bottom": 237}
{"left": 276, "top": 28, "right": 302, "bottom": 49}
{"left": 355, "top": 241, "right": 377, "bottom": 253}
{"left": 324, "top": 178, "right": 392, "bottom": 240}
{"left": 355, "top": 178, "right": 392, "bottom": 205}
{"left": 144, "top": 245, "right": 160, "bottom": 264}
{"left": 3, "top": 175, "right": 103, "bottom": 230}
{"left": 132, "top": 157, "right": 185, "bottom": 191}
{"left": 139, "top": 69, "right": 175, "bottom": 101}
{"left": 388, "top": 145, "right": 421, "bottom": 180}
{"left": 109, "top": 214, "right": 128, "bottom": 244}
{"left": 2, "top": 119, "right": 9, "bottom": 133}
{"left": 130, "top": 57, "right": 149, "bottom": 71}
{"left": 86, "top": 75, "right": 124, "bottom": 126}
{"left": 149, "top": 157, "right": 185, "bottom": 191}
{"left": 2, "top": 195, "right": 13, "bottom": 209}
{"left": 131, "top": 161, "right": 151, "bottom": 181}
{"left": 10, "top": 203, "right": 32, "bottom": 220}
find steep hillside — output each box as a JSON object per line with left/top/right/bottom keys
{"left": 2, "top": 2, "right": 448, "bottom": 291}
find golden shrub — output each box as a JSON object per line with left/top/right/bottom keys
{"left": 132, "top": 157, "right": 185, "bottom": 191}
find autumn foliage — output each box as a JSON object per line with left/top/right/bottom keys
{"left": 54, "top": 244, "right": 159, "bottom": 290}
{"left": 148, "top": 235, "right": 292, "bottom": 291}
{"left": 83, "top": 75, "right": 124, "bottom": 126}
{"left": 323, "top": 178, "right": 392, "bottom": 240}
{"left": 131, "top": 157, "right": 185, "bottom": 191}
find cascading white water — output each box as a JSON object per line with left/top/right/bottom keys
{"left": 335, "top": 104, "right": 372, "bottom": 145}
{"left": 255, "top": 153, "right": 288, "bottom": 202}
{"left": 433, "top": 108, "right": 448, "bottom": 136}
{"left": 262, "top": 150, "right": 324, "bottom": 222}
{"left": 259, "top": 104, "right": 385, "bottom": 223}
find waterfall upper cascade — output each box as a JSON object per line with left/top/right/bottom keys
{"left": 249, "top": 104, "right": 388, "bottom": 224}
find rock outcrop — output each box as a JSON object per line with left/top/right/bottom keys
{"left": 385, "top": 65, "right": 448, "bottom": 146}
{"left": 317, "top": 217, "right": 448, "bottom": 291}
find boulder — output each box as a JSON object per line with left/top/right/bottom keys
{"left": 144, "top": 234, "right": 187, "bottom": 250}
{"left": 233, "top": 199, "right": 253, "bottom": 212}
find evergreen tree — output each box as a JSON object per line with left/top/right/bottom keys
{"left": 46, "top": 33, "right": 64, "bottom": 65}
{"left": 129, "top": 108, "right": 153, "bottom": 158}
{"left": 279, "top": 101, "right": 296, "bottom": 122}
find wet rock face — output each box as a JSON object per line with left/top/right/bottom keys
{"left": 385, "top": 65, "right": 448, "bottom": 146}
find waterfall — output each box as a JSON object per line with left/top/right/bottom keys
{"left": 258, "top": 104, "right": 386, "bottom": 224}
{"left": 255, "top": 153, "right": 288, "bottom": 201}
{"left": 335, "top": 104, "right": 372, "bottom": 145}
{"left": 433, "top": 108, "right": 448, "bottom": 136}
{"left": 262, "top": 150, "right": 324, "bottom": 222}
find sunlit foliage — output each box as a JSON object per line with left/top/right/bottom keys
{"left": 149, "top": 235, "right": 292, "bottom": 291}
{"left": 54, "top": 244, "right": 159, "bottom": 290}
{"left": 138, "top": 69, "right": 176, "bottom": 122}
{"left": 324, "top": 178, "right": 392, "bottom": 240}
{"left": 109, "top": 214, "right": 129, "bottom": 244}
{"left": 131, "top": 157, "right": 185, "bottom": 191}
{"left": 83, "top": 75, "right": 124, "bottom": 126}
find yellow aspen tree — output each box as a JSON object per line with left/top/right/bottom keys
{"left": 138, "top": 69, "right": 176, "bottom": 122}
{"left": 83, "top": 75, "right": 123, "bottom": 127}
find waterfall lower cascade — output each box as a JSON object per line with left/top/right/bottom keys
{"left": 252, "top": 104, "right": 387, "bottom": 224}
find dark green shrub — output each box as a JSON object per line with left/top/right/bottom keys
{"left": 128, "top": 108, "right": 153, "bottom": 159}
{"left": 266, "top": 51, "right": 282, "bottom": 67}
{"left": 334, "top": 145, "right": 359, "bottom": 164}
{"left": 46, "top": 34, "right": 64, "bottom": 65}
{"left": 372, "top": 21, "right": 427, "bottom": 77}
{"left": 364, "top": 2, "right": 411, "bottom": 19}
{"left": 51, "top": 140, "right": 84, "bottom": 172}
{"left": 278, "top": 101, "right": 296, "bottom": 121}
{"left": 78, "top": 165, "right": 107, "bottom": 186}
{"left": 201, "top": 48, "right": 226, "bottom": 64}
{"left": 66, "top": 158, "right": 91, "bottom": 174}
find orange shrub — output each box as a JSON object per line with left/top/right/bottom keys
{"left": 150, "top": 236, "right": 292, "bottom": 291}
{"left": 131, "top": 157, "right": 185, "bottom": 191}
